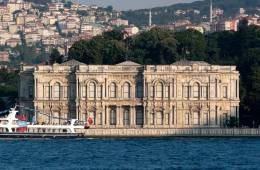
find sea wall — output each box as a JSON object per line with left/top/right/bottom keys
{"left": 76, "top": 128, "right": 260, "bottom": 138}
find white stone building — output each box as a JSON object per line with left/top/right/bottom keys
{"left": 19, "top": 60, "right": 240, "bottom": 128}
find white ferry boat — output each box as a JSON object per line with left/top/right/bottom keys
{"left": 0, "top": 107, "right": 85, "bottom": 134}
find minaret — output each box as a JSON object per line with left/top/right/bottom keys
{"left": 210, "top": 0, "right": 213, "bottom": 23}
{"left": 149, "top": 9, "right": 152, "bottom": 27}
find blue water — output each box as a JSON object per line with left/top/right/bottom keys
{"left": 0, "top": 138, "right": 260, "bottom": 170}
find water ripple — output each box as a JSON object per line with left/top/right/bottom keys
{"left": 0, "top": 138, "right": 260, "bottom": 170}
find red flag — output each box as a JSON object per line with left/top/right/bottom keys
{"left": 88, "top": 117, "right": 93, "bottom": 125}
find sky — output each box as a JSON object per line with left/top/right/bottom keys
{"left": 80, "top": 0, "right": 198, "bottom": 11}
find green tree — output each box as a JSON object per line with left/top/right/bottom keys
{"left": 131, "top": 27, "right": 178, "bottom": 64}
{"left": 49, "top": 49, "right": 63, "bottom": 64}
{"left": 175, "top": 29, "right": 207, "bottom": 61}
{"left": 68, "top": 31, "right": 127, "bottom": 64}
{"left": 103, "top": 30, "right": 124, "bottom": 41}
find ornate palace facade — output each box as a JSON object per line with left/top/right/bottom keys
{"left": 19, "top": 60, "right": 240, "bottom": 128}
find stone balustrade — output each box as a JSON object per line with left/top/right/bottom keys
{"left": 76, "top": 128, "right": 260, "bottom": 137}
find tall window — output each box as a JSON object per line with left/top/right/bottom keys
{"left": 150, "top": 113, "right": 155, "bottom": 125}
{"left": 98, "top": 112, "right": 102, "bottom": 125}
{"left": 165, "top": 113, "right": 169, "bottom": 125}
{"left": 136, "top": 109, "right": 143, "bottom": 125}
{"left": 223, "top": 113, "right": 228, "bottom": 126}
{"left": 185, "top": 113, "right": 189, "bottom": 125}
{"left": 193, "top": 112, "right": 199, "bottom": 125}
{"left": 194, "top": 83, "right": 200, "bottom": 98}
{"left": 123, "top": 108, "right": 130, "bottom": 126}
{"left": 223, "top": 86, "right": 228, "bottom": 98}
{"left": 203, "top": 113, "right": 208, "bottom": 125}
{"left": 28, "top": 86, "right": 33, "bottom": 98}
{"left": 53, "top": 83, "right": 61, "bottom": 99}
{"left": 110, "top": 83, "right": 116, "bottom": 98}
{"left": 156, "top": 111, "right": 163, "bottom": 125}
{"left": 136, "top": 83, "right": 143, "bottom": 98}
{"left": 82, "top": 113, "right": 87, "bottom": 122}
{"left": 172, "top": 106, "right": 175, "bottom": 125}
{"left": 89, "top": 82, "right": 96, "bottom": 98}
{"left": 123, "top": 82, "right": 130, "bottom": 98}
{"left": 110, "top": 109, "right": 116, "bottom": 125}
{"left": 156, "top": 82, "right": 163, "bottom": 98}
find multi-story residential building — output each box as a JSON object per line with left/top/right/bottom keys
{"left": 109, "top": 18, "right": 129, "bottom": 27}
{"left": 0, "top": 51, "right": 9, "bottom": 62}
{"left": 216, "top": 19, "right": 239, "bottom": 32}
{"left": 6, "top": 37, "right": 21, "bottom": 47}
{"left": 19, "top": 60, "right": 240, "bottom": 128}
{"left": 48, "top": 3, "right": 64, "bottom": 11}
{"left": 25, "top": 32, "right": 41, "bottom": 45}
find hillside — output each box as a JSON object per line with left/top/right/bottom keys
{"left": 122, "top": 0, "right": 260, "bottom": 26}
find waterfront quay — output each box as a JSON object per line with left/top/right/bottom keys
{"left": 77, "top": 128, "right": 260, "bottom": 138}
{"left": 1, "top": 128, "right": 260, "bottom": 138}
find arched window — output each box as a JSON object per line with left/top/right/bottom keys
{"left": 53, "top": 83, "right": 61, "bottom": 99}
{"left": 89, "top": 82, "right": 96, "bottom": 98}
{"left": 156, "top": 82, "right": 163, "bottom": 98}
{"left": 193, "top": 83, "right": 200, "bottom": 98}
{"left": 110, "top": 108, "right": 116, "bottom": 125}
{"left": 123, "top": 82, "right": 130, "bottom": 98}
{"left": 136, "top": 83, "right": 143, "bottom": 98}
{"left": 110, "top": 83, "right": 116, "bottom": 98}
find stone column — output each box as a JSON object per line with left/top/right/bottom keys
{"left": 162, "top": 110, "right": 165, "bottom": 127}
{"left": 106, "top": 106, "right": 109, "bottom": 127}
{"left": 130, "top": 106, "right": 136, "bottom": 128}
{"left": 143, "top": 106, "right": 147, "bottom": 127}
{"left": 169, "top": 106, "right": 173, "bottom": 128}
{"left": 34, "top": 78, "right": 37, "bottom": 99}
{"left": 102, "top": 105, "right": 106, "bottom": 127}
{"left": 174, "top": 106, "right": 177, "bottom": 127}
{"left": 119, "top": 106, "right": 124, "bottom": 127}
{"left": 131, "top": 85, "right": 134, "bottom": 99}
{"left": 146, "top": 108, "right": 150, "bottom": 128}
{"left": 116, "top": 106, "right": 120, "bottom": 127}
